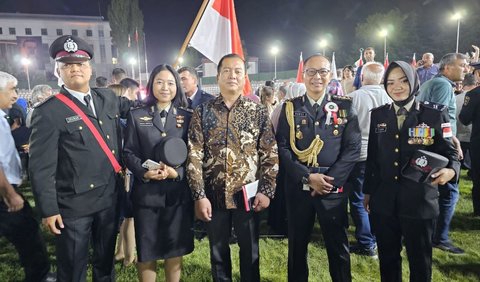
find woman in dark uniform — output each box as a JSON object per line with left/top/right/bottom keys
{"left": 123, "top": 64, "right": 193, "bottom": 281}
{"left": 364, "top": 61, "right": 460, "bottom": 282}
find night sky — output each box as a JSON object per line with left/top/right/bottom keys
{"left": 1, "top": 0, "right": 479, "bottom": 72}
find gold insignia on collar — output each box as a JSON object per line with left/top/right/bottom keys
{"left": 139, "top": 116, "right": 153, "bottom": 121}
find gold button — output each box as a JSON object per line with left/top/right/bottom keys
{"left": 394, "top": 176, "right": 398, "bottom": 180}
{"left": 79, "top": 126, "right": 83, "bottom": 130}
{"left": 111, "top": 150, "right": 115, "bottom": 154}
{"left": 99, "top": 120, "right": 103, "bottom": 125}
{"left": 395, "top": 148, "right": 399, "bottom": 153}
{"left": 161, "top": 133, "right": 167, "bottom": 137}
{"left": 90, "top": 184, "right": 94, "bottom": 188}
{"left": 394, "top": 162, "right": 398, "bottom": 166}
{"left": 315, "top": 121, "right": 319, "bottom": 126}
{"left": 106, "top": 135, "right": 110, "bottom": 139}
{"left": 316, "top": 134, "right": 320, "bottom": 138}
{"left": 395, "top": 134, "right": 399, "bottom": 139}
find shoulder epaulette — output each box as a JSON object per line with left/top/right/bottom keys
{"left": 33, "top": 94, "right": 56, "bottom": 108}
{"left": 331, "top": 95, "right": 352, "bottom": 102}
{"left": 178, "top": 106, "right": 193, "bottom": 114}
{"left": 420, "top": 101, "right": 447, "bottom": 112}
{"left": 370, "top": 103, "right": 392, "bottom": 112}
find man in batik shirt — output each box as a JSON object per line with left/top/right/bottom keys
{"left": 187, "top": 53, "right": 278, "bottom": 282}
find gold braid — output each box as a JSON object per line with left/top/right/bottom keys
{"left": 285, "top": 101, "right": 324, "bottom": 167}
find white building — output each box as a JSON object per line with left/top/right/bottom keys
{"left": 0, "top": 12, "right": 116, "bottom": 85}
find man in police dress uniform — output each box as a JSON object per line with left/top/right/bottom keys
{"left": 29, "top": 35, "right": 134, "bottom": 282}
{"left": 459, "top": 62, "right": 480, "bottom": 216}
{"left": 276, "top": 54, "right": 361, "bottom": 282}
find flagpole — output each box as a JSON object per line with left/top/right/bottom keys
{"left": 143, "top": 32, "right": 149, "bottom": 80}
{"left": 136, "top": 28, "right": 142, "bottom": 87}
{"left": 173, "top": 0, "right": 210, "bottom": 67}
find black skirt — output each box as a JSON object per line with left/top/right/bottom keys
{"left": 133, "top": 196, "right": 194, "bottom": 262}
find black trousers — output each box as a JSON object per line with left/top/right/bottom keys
{"left": 206, "top": 208, "right": 260, "bottom": 282}
{"left": 56, "top": 203, "right": 118, "bottom": 282}
{"left": 285, "top": 189, "right": 351, "bottom": 282}
{"left": 0, "top": 197, "right": 50, "bottom": 282}
{"left": 371, "top": 213, "right": 434, "bottom": 282}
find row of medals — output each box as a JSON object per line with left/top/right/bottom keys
{"left": 295, "top": 109, "right": 348, "bottom": 140}
{"left": 407, "top": 125, "right": 434, "bottom": 145}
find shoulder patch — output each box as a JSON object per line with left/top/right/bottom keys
{"left": 420, "top": 101, "right": 447, "bottom": 112}
{"left": 33, "top": 94, "right": 56, "bottom": 108}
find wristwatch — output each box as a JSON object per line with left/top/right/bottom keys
{"left": 301, "top": 174, "right": 310, "bottom": 185}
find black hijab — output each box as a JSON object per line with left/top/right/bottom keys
{"left": 383, "top": 61, "right": 420, "bottom": 107}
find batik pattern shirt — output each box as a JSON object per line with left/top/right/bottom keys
{"left": 187, "top": 95, "right": 278, "bottom": 209}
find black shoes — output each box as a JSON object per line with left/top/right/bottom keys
{"left": 433, "top": 242, "right": 465, "bottom": 254}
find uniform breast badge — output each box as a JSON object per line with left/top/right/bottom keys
{"left": 295, "top": 124, "right": 303, "bottom": 139}
{"left": 408, "top": 123, "right": 435, "bottom": 145}
{"left": 337, "top": 109, "right": 347, "bottom": 124}
{"left": 176, "top": 115, "right": 185, "bottom": 128}
{"left": 375, "top": 123, "right": 387, "bottom": 133}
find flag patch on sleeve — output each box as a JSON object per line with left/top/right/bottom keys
{"left": 441, "top": 122, "right": 453, "bottom": 138}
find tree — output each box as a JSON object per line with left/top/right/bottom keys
{"left": 107, "top": 0, "right": 144, "bottom": 66}
{"left": 354, "top": 9, "right": 420, "bottom": 63}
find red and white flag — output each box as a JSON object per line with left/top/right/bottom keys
{"left": 190, "top": 0, "right": 252, "bottom": 94}
{"left": 384, "top": 53, "right": 389, "bottom": 69}
{"left": 296, "top": 52, "right": 304, "bottom": 83}
{"left": 354, "top": 50, "right": 363, "bottom": 68}
{"left": 411, "top": 53, "right": 417, "bottom": 68}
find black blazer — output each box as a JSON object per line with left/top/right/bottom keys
{"left": 29, "top": 87, "right": 133, "bottom": 218}
{"left": 276, "top": 94, "right": 361, "bottom": 200}
{"left": 190, "top": 89, "right": 215, "bottom": 109}
{"left": 123, "top": 105, "right": 192, "bottom": 208}
{"left": 364, "top": 101, "right": 460, "bottom": 219}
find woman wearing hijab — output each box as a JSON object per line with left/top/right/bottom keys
{"left": 123, "top": 64, "right": 193, "bottom": 282}
{"left": 363, "top": 61, "right": 460, "bottom": 282}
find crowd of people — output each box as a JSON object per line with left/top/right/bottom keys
{"left": 0, "top": 33, "right": 479, "bottom": 282}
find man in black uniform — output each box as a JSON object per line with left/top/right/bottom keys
{"left": 276, "top": 54, "right": 361, "bottom": 282}
{"left": 459, "top": 62, "right": 480, "bottom": 216}
{"left": 29, "top": 35, "right": 133, "bottom": 282}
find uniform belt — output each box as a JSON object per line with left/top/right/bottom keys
{"left": 307, "top": 166, "right": 343, "bottom": 193}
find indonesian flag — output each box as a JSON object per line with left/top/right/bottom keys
{"left": 296, "top": 52, "right": 304, "bottom": 83}
{"left": 411, "top": 53, "right": 417, "bottom": 68}
{"left": 384, "top": 53, "right": 389, "bottom": 69}
{"left": 190, "top": 0, "right": 252, "bottom": 95}
{"left": 354, "top": 50, "right": 363, "bottom": 68}
{"left": 331, "top": 52, "right": 338, "bottom": 80}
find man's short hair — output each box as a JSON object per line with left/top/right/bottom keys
{"left": 178, "top": 66, "right": 198, "bottom": 80}
{"left": 365, "top": 47, "right": 375, "bottom": 52}
{"left": 463, "top": 73, "right": 477, "bottom": 87}
{"left": 31, "top": 84, "right": 53, "bottom": 104}
{"left": 217, "top": 53, "right": 245, "bottom": 74}
{"left": 0, "top": 71, "right": 18, "bottom": 91}
{"left": 361, "top": 62, "right": 385, "bottom": 84}
{"left": 423, "top": 52, "right": 434, "bottom": 58}
{"left": 112, "top": 67, "right": 127, "bottom": 81}
{"left": 303, "top": 53, "right": 330, "bottom": 67}
{"left": 439, "top": 53, "right": 468, "bottom": 71}
{"left": 119, "top": 77, "right": 140, "bottom": 89}
{"left": 95, "top": 76, "right": 108, "bottom": 87}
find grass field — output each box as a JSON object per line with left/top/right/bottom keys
{"left": 1, "top": 172, "right": 479, "bottom": 281}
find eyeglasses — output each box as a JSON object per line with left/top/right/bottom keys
{"left": 304, "top": 68, "right": 330, "bottom": 77}
{"left": 59, "top": 62, "right": 90, "bottom": 70}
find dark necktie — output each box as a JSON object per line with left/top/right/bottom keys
{"left": 84, "top": 95, "right": 92, "bottom": 108}
{"left": 313, "top": 103, "right": 320, "bottom": 119}
{"left": 187, "top": 98, "right": 193, "bottom": 108}
{"left": 160, "top": 110, "right": 167, "bottom": 118}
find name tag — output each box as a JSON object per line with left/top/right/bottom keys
{"left": 65, "top": 115, "right": 82, "bottom": 123}
{"left": 294, "top": 111, "right": 307, "bottom": 117}
{"left": 375, "top": 123, "right": 387, "bottom": 133}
